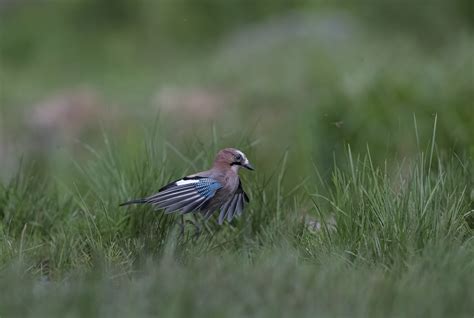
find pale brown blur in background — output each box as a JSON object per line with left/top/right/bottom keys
{"left": 1, "top": 0, "right": 473, "bottom": 182}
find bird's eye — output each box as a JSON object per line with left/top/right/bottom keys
{"left": 235, "top": 154, "right": 242, "bottom": 160}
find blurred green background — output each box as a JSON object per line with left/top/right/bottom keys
{"left": 1, "top": 0, "right": 472, "bottom": 183}
{"left": 0, "top": 1, "right": 473, "bottom": 317}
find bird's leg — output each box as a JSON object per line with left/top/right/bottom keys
{"left": 192, "top": 214, "right": 202, "bottom": 239}
{"left": 200, "top": 210, "right": 215, "bottom": 233}
{"left": 178, "top": 215, "right": 185, "bottom": 239}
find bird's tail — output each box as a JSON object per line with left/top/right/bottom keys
{"left": 119, "top": 199, "right": 147, "bottom": 207}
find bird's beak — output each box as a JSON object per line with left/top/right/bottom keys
{"left": 243, "top": 161, "right": 254, "bottom": 171}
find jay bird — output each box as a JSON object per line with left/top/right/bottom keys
{"left": 120, "top": 148, "right": 254, "bottom": 225}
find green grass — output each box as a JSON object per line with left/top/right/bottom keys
{"left": 0, "top": 131, "right": 472, "bottom": 317}
{"left": 1, "top": 2, "right": 473, "bottom": 317}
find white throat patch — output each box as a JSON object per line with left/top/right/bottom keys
{"left": 231, "top": 164, "right": 240, "bottom": 172}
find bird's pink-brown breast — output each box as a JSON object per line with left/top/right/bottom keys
{"left": 198, "top": 167, "right": 240, "bottom": 212}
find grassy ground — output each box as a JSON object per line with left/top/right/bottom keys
{"left": 0, "top": 133, "right": 473, "bottom": 317}
{"left": 1, "top": 2, "right": 473, "bottom": 317}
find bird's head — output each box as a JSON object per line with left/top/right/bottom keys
{"left": 214, "top": 148, "right": 254, "bottom": 172}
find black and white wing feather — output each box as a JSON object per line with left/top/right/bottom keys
{"left": 120, "top": 176, "right": 222, "bottom": 214}
{"left": 218, "top": 179, "right": 249, "bottom": 225}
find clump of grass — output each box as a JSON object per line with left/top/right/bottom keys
{"left": 308, "top": 148, "right": 471, "bottom": 266}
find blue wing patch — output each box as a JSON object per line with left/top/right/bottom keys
{"left": 141, "top": 177, "right": 222, "bottom": 214}
{"left": 195, "top": 178, "right": 222, "bottom": 198}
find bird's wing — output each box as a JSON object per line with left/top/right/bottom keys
{"left": 145, "top": 176, "right": 223, "bottom": 214}
{"left": 218, "top": 179, "right": 249, "bottom": 225}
